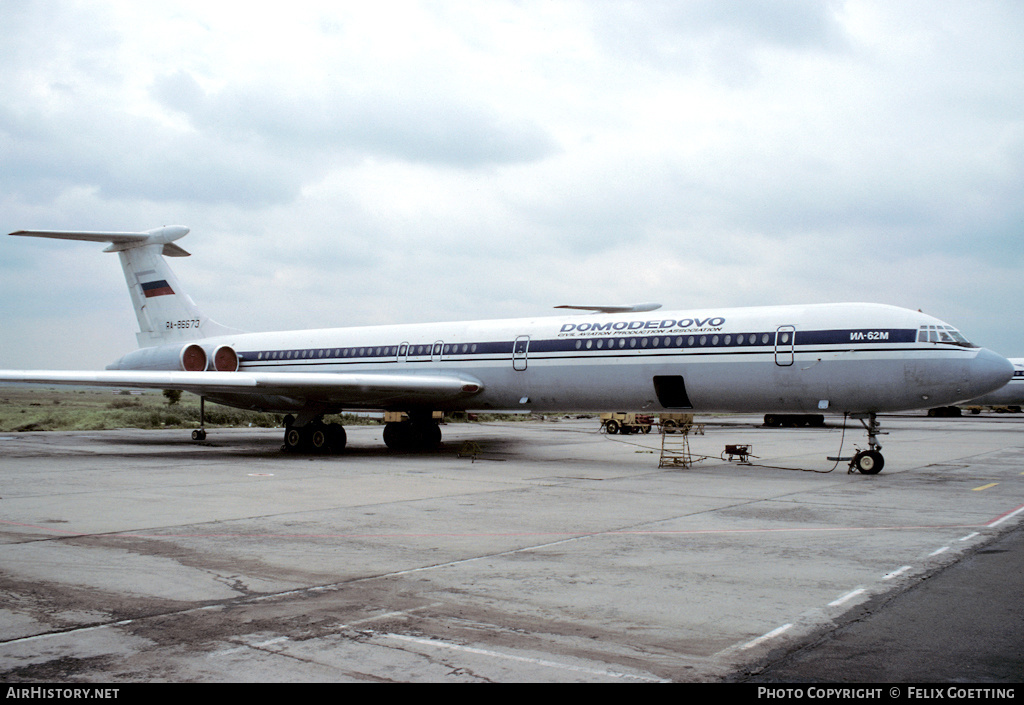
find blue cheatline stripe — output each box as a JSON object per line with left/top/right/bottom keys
{"left": 237, "top": 328, "right": 921, "bottom": 365}
{"left": 796, "top": 329, "right": 916, "bottom": 345}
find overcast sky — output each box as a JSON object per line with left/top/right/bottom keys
{"left": 1, "top": 0, "right": 1021, "bottom": 370}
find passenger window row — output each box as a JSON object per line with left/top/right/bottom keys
{"left": 250, "top": 342, "right": 483, "bottom": 362}
{"left": 573, "top": 333, "right": 772, "bottom": 350}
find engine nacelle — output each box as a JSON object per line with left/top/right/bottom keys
{"left": 213, "top": 345, "right": 239, "bottom": 372}
{"left": 181, "top": 344, "right": 207, "bottom": 371}
{"left": 108, "top": 343, "right": 238, "bottom": 372}
{"left": 108, "top": 342, "right": 210, "bottom": 372}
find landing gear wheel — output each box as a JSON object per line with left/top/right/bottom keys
{"left": 284, "top": 426, "right": 305, "bottom": 452}
{"left": 328, "top": 424, "right": 347, "bottom": 452}
{"left": 309, "top": 426, "right": 329, "bottom": 452}
{"left": 852, "top": 450, "right": 884, "bottom": 475}
{"left": 383, "top": 420, "right": 441, "bottom": 451}
{"left": 383, "top": 421, "right": 405, "bottom": 450}
{"left": 283, "top": 421, "right": 347, "bottom": 454}
{"left": 191, "top": 429, "right": 206, "bottom": 441}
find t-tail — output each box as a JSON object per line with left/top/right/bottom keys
{"left": 9, "top": 226, "right": 240, "bottom": 347}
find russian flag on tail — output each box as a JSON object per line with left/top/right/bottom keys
{"left": 141, "top": 280, "right": 174, "bottom": 297}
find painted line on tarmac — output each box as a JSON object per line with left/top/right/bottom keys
{"left": 828, "top": 588, "right": 866, "bottom": 607}
{"left": 987, "top": 503, "right": 1024, "bottom": 528}
{"left": 882, "top": 566, "right": 912, "bottom": 580}
{"left": 723, "top": 513, "right": 1018, "bottom": 661}
{"left": 739, "top": 624, "right": 793, "bottom": 651}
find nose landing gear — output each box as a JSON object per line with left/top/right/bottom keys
{"left": 849, "top": 413, "right": 886, "bottom": 475}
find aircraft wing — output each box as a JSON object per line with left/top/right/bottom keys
{"left": 0, "top": 370, "right": 483, "bottom": 408}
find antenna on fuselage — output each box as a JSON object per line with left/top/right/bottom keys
{"left": 554, "top": 303, "right": 662, "bottom": 314}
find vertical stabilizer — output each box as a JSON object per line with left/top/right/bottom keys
{"left": 9, "top": 226, "right": 241, "bottom": 346}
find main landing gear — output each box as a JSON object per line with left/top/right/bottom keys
{"left": 278, "top": 411, "right": 443, "bottom": 454}
{"left": 849, "top": 413, "right": 887, "bottom": 475}
{"left": 382, "top": 413, "right": 443, "bottom": 452}
{"left": 282, "top": 415, "right": 348, "bottom": 454}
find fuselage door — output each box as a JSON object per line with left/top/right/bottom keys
{"left": 653, "top": 375, "right": 693, "bottom": 409}
{"left": 775, "top": 326, "right": 795, "bottom": 367}
{"left": 513, "top": 336, "right": 530, "bottom": 371}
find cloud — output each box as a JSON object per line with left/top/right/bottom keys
{"left": 151, "top": 70, "right": 558, "bottom": 169}
{"left": 1, "top": 2, "right": 560, "bottom": 209}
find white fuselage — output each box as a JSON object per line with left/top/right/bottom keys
{"left": 109, "top": 302, "right": 1013, "bottom": 417}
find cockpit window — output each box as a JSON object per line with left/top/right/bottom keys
{"left": 917, "top": 325, "right": 975, "bottom": 347}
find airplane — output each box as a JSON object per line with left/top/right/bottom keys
{"left": 0, "top": 226, "right": 1014, "bottom": 475}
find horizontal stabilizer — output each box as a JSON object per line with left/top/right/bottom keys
{"left": 10, "top": 226, "right": 191, "bottom": 256}
{"left": 555, "top": 303, "right": 662, "bottom": 314}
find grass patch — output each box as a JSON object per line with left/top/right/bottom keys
{"left": 0, "top": 387, "right": 287, "bottom": 432}
{"left": 0, "top": 386, "right": 587, "bottom": 433}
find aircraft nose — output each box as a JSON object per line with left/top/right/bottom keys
{"left": 968, "top": 349, "right": 1014, "bottom": 397}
